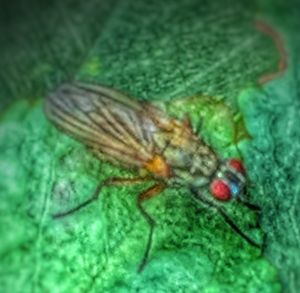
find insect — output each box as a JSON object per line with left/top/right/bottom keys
{"left": 45, "top": 82, "right": 261, "bottom": 272}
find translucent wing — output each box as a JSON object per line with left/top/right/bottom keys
{"left": 45, "top": 82, "right": 166, "bottom": 168}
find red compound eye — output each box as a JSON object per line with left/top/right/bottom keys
{"left": 210, "top": 179, "right": 231, "bottom": 201}
{"left": 229, "top": 159, "right": 246, "bottom": 175}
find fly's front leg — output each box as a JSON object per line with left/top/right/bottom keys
{"left": 191, "top": 190, "right": 261, "bottom": 248}
{"left": 182, "top": 113, "right": 193, "bottom": 131}
{"left": 137, "top": 183, "right": 166, "bottom": 273}
{"left": 216, "top": 207, "right": 261, "bottom": 248}
{"left": 238, "top": 187, "right": 261, "bottom": 212}
{"left": 53, "top": 176, "right": 153, "bottom": 219}
{"left": 183, "top": 112, "right": 203, "bottom": 136}
{"left": 238, "top": 198, "right": 261, "bottom": 212}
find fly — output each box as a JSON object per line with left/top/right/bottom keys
{"left": 45, "top": 82, "right": 261, "bottom": 272}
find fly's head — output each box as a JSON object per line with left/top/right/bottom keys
{"left": 209, "top": 158, "right": 246, "bottom": 201}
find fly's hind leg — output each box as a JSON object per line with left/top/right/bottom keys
{"left": 53, "top": 176, "right": 152, "bottom": 219}
{"left": 137, "top": 183, "right": 165, "bottom": 273}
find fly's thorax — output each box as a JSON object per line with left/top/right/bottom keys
{"left": 152, "top": 127, "right": 218, "bottom": 178}
{"left": 189, "top": 145, "right": 218, "bottom": 177}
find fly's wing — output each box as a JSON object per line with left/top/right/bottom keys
{"left": 45, "top": 82, "right": 164, "bottom": 168}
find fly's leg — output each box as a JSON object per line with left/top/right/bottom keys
{"left": 137, "top": 183, "right": 166, "bottom": 273}
{"left": 192, "top": 192, "right": 261, "bottom": 248}
{"left": 237, "top": 186, "right": 261, "bottom": 212}
{"left": 53, "top": 181, "right": 104, "bottom": 219}
{"left": 53, "top": 176, "right": 152, "bottom": 219}
{"left": 195, "top": 117, "right": 204, "bottom": 136}
{"left": 238, "top": 197, "right": 261, "bottom": 212}
{"left": 182, "top": 113, "right": 193, "bottom": 131}
{"left": 216, "top": 207, "right": 260, "bottom": 248}
{"left": 183, "top": 112, "right": 204, "bottom": 136}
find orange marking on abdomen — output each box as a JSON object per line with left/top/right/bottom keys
{"left": 144, "top": 154, "right": 172, "bottom": 178}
